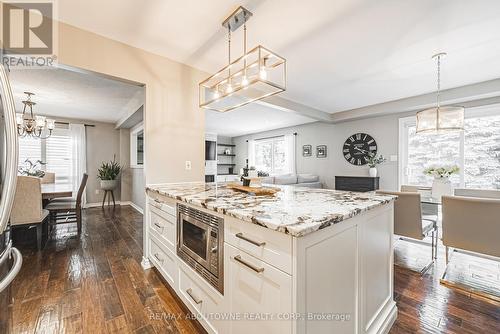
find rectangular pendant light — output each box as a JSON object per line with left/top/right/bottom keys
{"left": 199, "top": 7, "right": 286, "bottom": 113}
{"left": 199, "top": 45, "right": 286, "bottom": 112}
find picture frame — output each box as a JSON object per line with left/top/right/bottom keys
{"left": 302, "top": 145, "right": 312, "bottom": 157}
{"left": 316, "top": 145, "right": 327, "bottom": 158}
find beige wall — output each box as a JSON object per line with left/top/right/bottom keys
{"left": 119, "top": 128, "right": 132, "bottom": 202}
{"left": 85, "top": 121, "right": 121, "bottom": 203}
{"left": 57, "top": 22, "right": 206, "bottom": 186}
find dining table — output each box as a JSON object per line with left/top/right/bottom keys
{"left": 41, "top": 183, "right": 73, "bottom": 200}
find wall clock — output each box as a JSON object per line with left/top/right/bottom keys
{"left": 342, "top": 133, "right": 377, "bottom": 166}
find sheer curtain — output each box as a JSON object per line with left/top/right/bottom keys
{"left": 284, "top": 134, "right": 296, "bottom": 174}
{"left": 247, "top": 139, "right": 255, "bottom": 168}
{"left": 69, "top": 124, "right": 87, "bottom": 206}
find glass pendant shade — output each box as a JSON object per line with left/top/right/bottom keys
{"left": 416, "top": 106, "right": 465, "bottom": 133}
{"left": 199, "top": 45, "right": 286, "bottom": 112}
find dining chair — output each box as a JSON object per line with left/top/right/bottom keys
{"left": 46, "top": 173, "right": 88, "bottom": 234}
{"left": 10, "top": 176, "right": 49, "bottom": 250}
{"left": 378, "top": 190, "right": 438, "bottom": 274}
{"left": 454, "top": 188, "right": 500, "bottom": 199}
{"left": 400, "top": 185, "right": 438, "bottom": 217}
{"left": 442, "top": 195, "right": 500, "bottom": 263}
{"left": 41, "top": 172, "right": 56, "bottom": 184}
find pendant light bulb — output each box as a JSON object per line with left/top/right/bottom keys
{"left": 226, "top": 83, "right": 233, "bottom": 94}
{"left": 241, "top": 75, "right": 249, "bottom": 86}
{"left": 259, "top": 68, "right": 267, "bottom": 80}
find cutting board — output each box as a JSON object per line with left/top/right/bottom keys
{"left": 226, "top": 183, "right": 279, "bottom": 196}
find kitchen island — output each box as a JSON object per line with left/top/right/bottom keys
{"left": 143, "top": 182, "right": 397, "bottom": 334}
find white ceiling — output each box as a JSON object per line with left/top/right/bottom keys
{"left": 57, "top": 0, "right": 500, "bottom": 134}
{"left": 9, "top": 68, "right": 144, "bottom": 123}
{"left": 206, "top": 104, "right": 315, "bottom": 137}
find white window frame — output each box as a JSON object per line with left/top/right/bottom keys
{"left": 399, "top": 104, "right": 500, "bottom": 189}
{"left": 130, "top": 122, "right": 144, "bottom": 169}
{"left": 253, "top": 136, "right": 288, "bottom": 175}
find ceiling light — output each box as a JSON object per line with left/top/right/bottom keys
{"left": 199, "top": 6, "right": 286, "bottom": 112}
{"left": 16, "top": 92, "right": 54, "bottom": 139}
{"left": 416, "top": 53, "right": 464, "bottom": 133}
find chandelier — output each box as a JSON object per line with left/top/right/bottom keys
{"left": 199, "top": 6, "right": 286, "bottom": 112}
{"left": 416, "top": 53, "right": 464, "bottom": 133}
{"left": 16, "top": 92, "right": 55, "bottom": 139}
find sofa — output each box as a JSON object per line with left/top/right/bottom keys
{"left": 262, "top": 174, "right": 322, "bottom": 188}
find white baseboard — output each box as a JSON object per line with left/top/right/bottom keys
{"left": 85, "top": 201, "right": 144, "bottom": 215}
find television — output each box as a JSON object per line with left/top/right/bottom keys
{"left": 205, "top": 140, "right": 216, "bottom": 160}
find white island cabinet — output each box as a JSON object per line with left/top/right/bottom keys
{"left": 143, "top": 183, "right": 397, "bottom": 334}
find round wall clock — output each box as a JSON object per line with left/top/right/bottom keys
{"left": 342, "top": 133, "right": 377, "bottom": 166}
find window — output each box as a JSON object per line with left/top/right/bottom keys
{"left": 400, "top": 105, "right": 500, "bottom": 189}
{"left": 130, "top": 122, "right": 144, "bottom": 168}
{"left": 17, "top": 128, "right": 73, "bottom": 184}
{"left": 46, "top": 132, "right": 72, "bottom": 184}
{"left": 253, "top": 136, "right": 290, "bottom": 175}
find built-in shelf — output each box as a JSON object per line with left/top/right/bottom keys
{"left": 217, "top": 143, "right": 236, "bottom": 147}
{"left": 218, "top": 154, "right": 235, "bottom": 156}
{"left": 218, "top": 173, "right": 238, "bottom": 176}
{"left": 217, "top": 163, "right": 236, "bottom": 166}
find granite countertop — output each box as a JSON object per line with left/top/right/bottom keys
{"left": 146, "top": 182, "right": 396, "bottom": 237}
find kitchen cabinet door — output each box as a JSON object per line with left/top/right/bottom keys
{"left": 225, "top": 243, "right": 292, "bottom": 334}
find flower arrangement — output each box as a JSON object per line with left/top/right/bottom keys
{"left": 423, "top": 165, "right": 459, "bottom": 179}
{"left": 367, "top": 153, "right": 386, "bottom": 168}
{"left": 18, "top": 159, "right": 46, "bottom": 178}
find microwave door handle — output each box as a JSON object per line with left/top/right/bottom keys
{"left": 0, "top": 64, "right": 18, "bottom": 234}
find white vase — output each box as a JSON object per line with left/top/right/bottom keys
{"left": 431, "top": 177, "right": 452, "bottom": 199}
{"left": 369, "top": 167, "right": 377, "bottom": 177}
{"left": 100, "top": 179, "right": 118, "bottom": 191}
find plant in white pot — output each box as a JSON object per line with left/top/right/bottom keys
{"left": 367, "top": 153, "right": 386, "bottom": 177}
{"left": 424, "top": 165, "right": 459, "bottom": 199}
{"left": 97, "top": 157, "right": 121, "bottom": 191}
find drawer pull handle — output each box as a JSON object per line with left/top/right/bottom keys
{"left": 186, "top": 288, "right": 202, "bottom": 304}
{"left": 235, "top": 233, "right": 266, "bottom": 247}
{"left": 234, "top": 255, "right": 264, "bottom": 273}
{"left": 154, "top": 253, "right": 164, "bottom": 263}
{"left": 154, "top": 222, "right": 164, "bottom": 229}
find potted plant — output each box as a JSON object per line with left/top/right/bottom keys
{"left": 424, "top": 165, "right": 459, "bottom": 199}
{"left": 18, "top": 159, "right": 46, "bottom": 178}
{"left": 97, "top": 156, "right": 121, "bottom": 191}
{"left": 367, "top": 153, "right": 386, "bottom": 177}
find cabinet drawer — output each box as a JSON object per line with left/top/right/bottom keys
{"left": 225, "top": 217, "right": 292, "bottom": 274}
{"left": 149, "top": 204, "right": 176, "bottom": 252}
{"left": 149, "top": 235, "right": 177, "bottom": 287}
{"left": 178, "top": 263, "right": 226, "bottom": 334}
{"left": 149, "top": 196, "right": 176, "bottom": 216}
{"left": 225, "top": 243, "right": 292, "bottom": 334}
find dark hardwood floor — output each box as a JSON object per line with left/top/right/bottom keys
{"left": 8, "top": 206, "right": 202, "bottom": 334}
{"left": 7, "top": 206, "right": 500, "bottom": 333}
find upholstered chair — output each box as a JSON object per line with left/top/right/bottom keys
{"left": 378, "top": 190, "right": 438, "bottom": 274}
{"left": 10, "top": 176, "right": 49, "bottom": 250}
{"left": 41, "top": 172, "right": 56, "bottom": 184}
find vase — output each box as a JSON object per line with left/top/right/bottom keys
{"left": 369, "top": 167, "right": 377, "bottom": 177}
{"left": 431, "top": 177, "right": 452, "bottom": 199}
{"left": 100, "top": 179, "right": 118, "bottom": 191}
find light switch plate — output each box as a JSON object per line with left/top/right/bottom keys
{"left": 185, "top": 160, "right": 192, "bottom": 170}
{"left": 390, "top": 155, "right": 398, "bottom": 162}
{"left": 95, "top": 189, "right": 99, "bottom": 195}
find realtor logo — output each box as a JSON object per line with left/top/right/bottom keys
{"left": 2, "top": 2, "right": 53, "bottom": 54}
{"left": 1, "top": 1, "right": 57, "bottom": 68}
